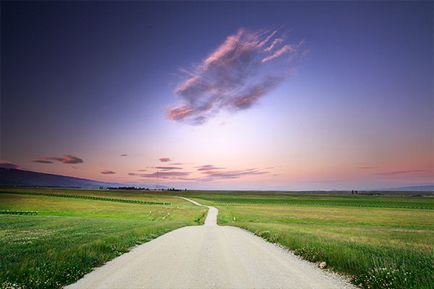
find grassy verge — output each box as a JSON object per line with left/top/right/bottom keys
{"left": 186, "top": 191, "right": 434, "bottom": 289}
{"left": 0, "top": 188, "right": 206, "bottom": 289}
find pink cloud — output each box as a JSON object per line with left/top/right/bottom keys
{"left": 101, "top": 170, "right": 116, "bottom": 175}
{"left": 168, "top": 28, "right": 304, "bottom": 125}
{"left": 202, "top": 168, "right": 269, "bottom": 180}
{"left": 197, "top": 165, "right": 225, "bottom": 171}
{"left": 159, "top": 157, "right": 171, "bottom": 162}
{"left": 196, "top": 167, "right": 270, "bottom": 181}
{"left": 358, "top": 166, "right": 378, "bottom": 169}
{"left": 33, "top": 159, "right": 54, "bottom": 164}
{"left": 47, "top": 155, "right": 83, "bottom": 164}
{"left": 126, "top": 164, "right": 271, "bottom": 182}
{"left": 232, "top": 77, "right": 280, "bottom": 110}
{"left": 376, "top": 169, "right": 429, "bottom": 176}
{"left": 137, "top": 171, "right": 191, "bottom": 179}
{"left": 265, "top": 38, "right": 283, "bottom": 52}
{"left": 155, "top": 166, "right": 182, "bottom": 170}
{"left": 167, "top": 105, "right": 194, "bottom": 121}
{"left": 262, "top": 44, "right": 294, "bottom": 63}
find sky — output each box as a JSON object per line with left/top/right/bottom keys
{"left": 1, "top": 1, "right": 433, "bottom": 190}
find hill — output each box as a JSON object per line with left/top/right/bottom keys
{"left": 0, "top": 168, "right": 120, "bottom": 188}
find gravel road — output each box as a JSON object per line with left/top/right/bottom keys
{"left": 64, "top": 197, "right": 355, "bottom": 289}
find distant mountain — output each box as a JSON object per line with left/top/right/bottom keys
{"left": 0, "top": 168, "right": 122, "bottom": 188}
{"left": 382, "top": 185, "right": 433, "bottom": 192}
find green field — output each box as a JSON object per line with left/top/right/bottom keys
{"left": 184, "top": 191, "right": 434, "bottom": 289}
{"left": 0, "top": 188, "right": 206, "bottom": 289}
{"left": 1, "top": 188, "right": 433, "bottom": 289}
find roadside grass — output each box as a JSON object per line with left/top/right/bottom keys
{"left": 186, "top": 191, "right": 434, "bottom": 289}
{"left": 0, "top": 188, "right": 206, "bottom": 289}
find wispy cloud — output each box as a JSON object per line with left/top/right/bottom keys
{"left": 159, "top": 157, "right": 171, "bottom": 162}
{"left": 47, "top": 155, "right": 83, "bottom": 164}
{"left": 358, "top": 166, "right": 378, "bottom": 170}
{"left": 33, "top": 160, "right": 54, "bottom": 164}
{"left": 262, "top": 44, "right": 294, "bottom": 63}
{"left": 135, "top": 171, "right": 191, "bottom": 179}
{"left": 101, "top": 170, "right": 116, "bottom": 175}
{"left": 197, "top": 165, "right": 225, "bottom": 171}
{"left": 168, "top": 28, "right": 304, "bottom": 125}
{"left": 264, "top": 38, "right": 283, "bottom": 52}
{"left": 376, "top": 169, "right": 428, "bottom": 176}
{"left": 155, "top": 166, "right": 182, "bottom": 170}
{"left": 120, "top": 154, "right": 128, "bottom": 157}
{"left": 200, "top": 168, "right": 269, "bottom": 180}
{"left": 127, "top": 163, "right": 271, "bottom": 182}
{"left": 33, "top": 155, "right": 83, "bottom": 164}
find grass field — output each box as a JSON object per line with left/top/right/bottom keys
{"left": 1, "top": 188, "right": 433, "bottom": 289}
{"left": 185, "top": 191, "right": 434, "bottom": 289}
{"left": 0, "top": 188, "right": 206, "bottom": 289}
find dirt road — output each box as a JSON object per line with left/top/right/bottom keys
{"left": 65, "top": 197, "right": 354, "bottom": 289}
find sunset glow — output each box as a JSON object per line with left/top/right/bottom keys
{"left": 1, "top": 1, "right": 433, "bottom": 190}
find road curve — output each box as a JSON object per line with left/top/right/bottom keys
{"left": 177, "top": 197, "right": 218, "bottom": 226}
{"left": 65, "top": 197, "right": 354, "bottom": 289}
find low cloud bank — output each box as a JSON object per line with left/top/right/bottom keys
{"left": 33, "top": 155, "right": 83, "bottom": 164}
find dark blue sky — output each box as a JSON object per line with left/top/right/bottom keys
{"left": 1, "top": 1, "right": 432, "bottom": 189}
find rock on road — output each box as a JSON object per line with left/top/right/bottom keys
{"left": 65, "top": 197, "right": 354, "bottom": 289}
